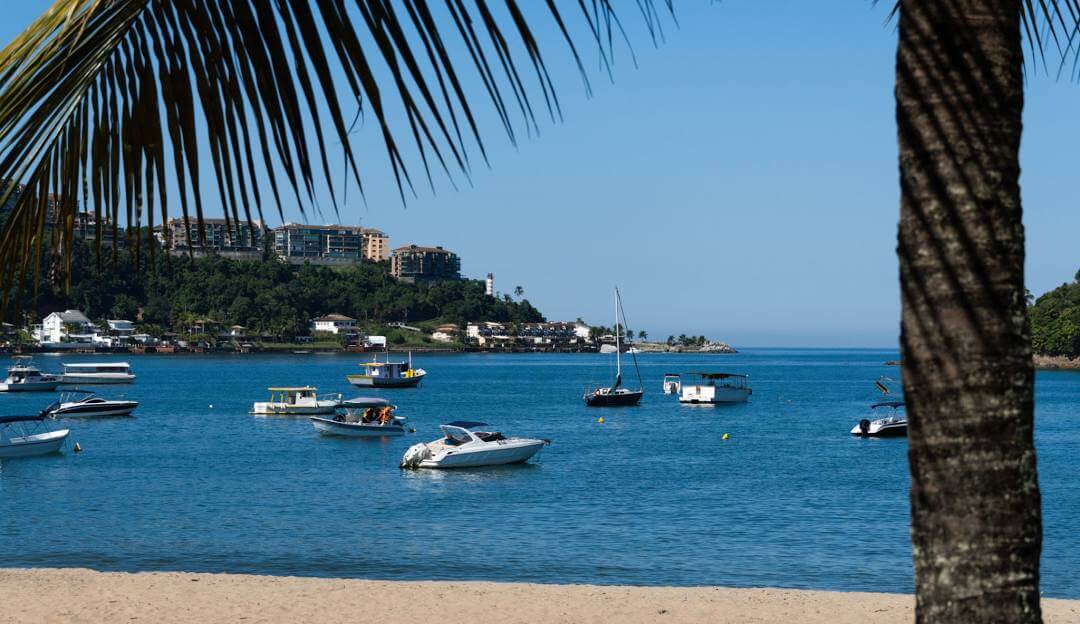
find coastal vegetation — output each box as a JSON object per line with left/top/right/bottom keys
{"left": 1031, "top": 270, "right": 1080, "bottom": 359}
{"left": 25, "top": 241, "right": 543, "bottom": 339}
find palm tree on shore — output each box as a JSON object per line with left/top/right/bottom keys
{"left": 514, "top": 286, "right": 524, "bottom": 299}
{"left": 0, "top": 1, "right": 1072, "bottom": 621}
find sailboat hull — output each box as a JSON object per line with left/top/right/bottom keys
{"left": 584, "top": 389, "right": 643, "bottom": 407}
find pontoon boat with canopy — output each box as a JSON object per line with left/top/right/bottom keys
{"left": 677, "top": 372, "right": 751, "bottom": 404}
{"left": 310, "top": 397, "right": 407, "bottom": 437}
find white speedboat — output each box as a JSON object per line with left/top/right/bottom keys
{"left": 59, "top": 362, "right": 135, "bottom": 384}
{"left": 0, "top": 414, "right": 69, "bottom": 458}
{"left": 310, "top": 398, "right": 407, "bottom": 437}
{"left": 0, "top": 357, "right": 60, "bottom": 392}
{"left": 678, "top": 372, "right": 751, "bottom": 404}
{"left": 662, "top": 373, "right": 682, "bottom": 395}
{"left": 851, "top": 401, "right": 907, "bottom": 437}
{"left": 251, "top": 387, "right": 341, "bottom": 415}
{"left": 400, "top": 422, "right": 548, "bottom": 469}
{"left": 43, "top": 390, "right": 138, "bottom": 418}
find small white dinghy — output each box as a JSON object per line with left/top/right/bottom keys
{"left": 400, "top": 422, "right": 548, "bottom": 469}
{"left": 310, "top": 398, "right": 407, "bottom": 437}
{"left": 0, "top": 414, "right": 69, "bottom": 459}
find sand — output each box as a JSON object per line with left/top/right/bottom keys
{"left": 2, "top": 569, "right": 1078, "bottom": 624}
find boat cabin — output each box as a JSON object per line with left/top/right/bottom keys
{"left": 61, "top": 362, "right": 132, "bottom": 374}
{"left": 361, "top": 361, "right": 417, "bottom": 381}
{"left": 266, "top": 386, "right": 319, "bottom": 404}
{"left": 678, "top": 372, "right": 751, "bottom": 404}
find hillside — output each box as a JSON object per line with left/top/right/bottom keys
{"left": 1030, "top": 269, "right": 1080, "bottom": 359}
{"left": 24, "top": 241, "right": 543, "bottom": 337}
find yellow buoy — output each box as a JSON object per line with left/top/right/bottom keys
{"left": 722, "top": 433, "right": 730, "bottom": 441}
{"left": 73, "top": 442, "right": 82, "bottom": 453}
{"left": 597, "top": 417, "right": 605, "bottom": 424}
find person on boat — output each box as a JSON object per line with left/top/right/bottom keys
{"left": 378, "top": 406, "right": 393, "bottom": 424}
{"left": 362, "top": 408, "right": 375, "bottom": 423}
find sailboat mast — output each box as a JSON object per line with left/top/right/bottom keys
{"left": 614, "top": 287, "right": 621, "bottom": 376}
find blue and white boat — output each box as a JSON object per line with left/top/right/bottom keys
{"left": 310, "top": 397, "right": 407, "bottom": 437}
{"left": 346, "top": 353, "right": 425, "bottom": 388}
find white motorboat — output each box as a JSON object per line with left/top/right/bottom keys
{"left": 851, "top": 401, "right": 907, "bottom": 437}
{"left": 677, "top": 372, "right": 751, "bottom": 404}
{"left": 251, "top": 387, "right": 342, "bottom": 415}
{"left": 59, "top": 362, "right": 135, "bottom": 384}
{"left": 43, "top": 390, "right": 138, "bottom": 418}
{"left": 0, "top": 414, "right": 69, "bottom": 458}
{"left": 0, "top": 357, "right": 60, "bottom": 392}
{"left": 400, "top": 421, "right": 548, "bottom": 469}
{"left": 310, "top": 398, "right": 407, "bottom": 437}
{"left": 662, "top": 373, "right": 682, "bottom": 395}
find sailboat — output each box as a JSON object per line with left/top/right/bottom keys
{"left": 584, "top": 287, "right": 644, "bottom": 407}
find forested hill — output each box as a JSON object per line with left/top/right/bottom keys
{"left": 1031, "top": 269, "right": 1080, "bottom": 359}
{"left": 25, "top": 241, "right": 544, "bottom": 336}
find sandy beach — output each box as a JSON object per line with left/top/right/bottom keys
{"left": 0, "top": 568, "right": 1077, "bottom": 624}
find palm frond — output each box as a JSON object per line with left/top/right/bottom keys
{"left": 0, "top": 0, "right": 672, "bottom": 316}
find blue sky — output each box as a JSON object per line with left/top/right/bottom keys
{"left": 3, "top": 2, "right": 1079, "bottom": 347}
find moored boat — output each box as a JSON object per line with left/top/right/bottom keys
{"left": 677, "top": 372, "right": 751, "bottom": 404}
{"left": 43, "top": 390, "right": 138, "bottom": 419}
{"left": 59, "top": 362, "right": 135, "bottom": 384}
{"left": 251, "top": 387, "right": 341, "bottom": 415}
{"left": 584, "top": 287, "right": 643, "bottom": 407}
{"left": 310, "top": 398, "right": 406, "bottom": 437}
{"left": 0, "top": 414, "right": 69, "bottom": 458}
{"left": 400, "top": 421, "right": 548, "bottom": 469}
{"left": 851, "top": 401, "right": 907, "bottom": 437}
{"left": 346, "top": 353, "right": 426, "bottom": 388}
{"left": 0, "top": 357, "right": 60, "bottom": 392}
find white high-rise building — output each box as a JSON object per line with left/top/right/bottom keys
{"left": 485, "top": 273, "right": 494, "bottom": 296}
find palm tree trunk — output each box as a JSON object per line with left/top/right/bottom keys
{"left": 896, "top": 1, "right": 1041, "bottom": 621}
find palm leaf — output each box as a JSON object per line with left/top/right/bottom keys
{"left": 0, "top": 0, "right": 671, "bottom": 316}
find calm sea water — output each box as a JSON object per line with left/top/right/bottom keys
{"left": 0, "top": 350, "right": 1077, "bottom": 596}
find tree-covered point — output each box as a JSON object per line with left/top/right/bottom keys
{"left": 24, "top": 240, "right": 544, "bottom": 337}
{"left": 1030, "top": 269, "right": 1080, "bottom": 359}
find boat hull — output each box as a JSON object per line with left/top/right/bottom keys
{"left": 251, "top": 403, "right": 338, "bottom": 416}
{"left": 59, "top": 374, "right": 135, "bottom": 385}
{"left": 50, "top": 402, "right": 138, "bottom": 418}
{"left": 310, "top": 417, "right": 405, "bottom": 437}
{"left": 0, "top": 381, "right": 60, "bottom": 392}
{"left": 584, "top": 390, "right": 643, "bottom": 407}
{"left": 851, "top": 422, "right": 908, "bottom": 437}
{"left": 346, "top": 374, "right": 423, "bottom": 388}
{"left": 679, "top": 386, "right": 750, "bottom": 404}
{"left": 421, "top": 440, "right": 545, "bottom": 469}
{"left": 0, "top": 429, "right": 69, "bottom": 458}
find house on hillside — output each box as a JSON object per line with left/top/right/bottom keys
{"left": 311, "top": 314, "right": 357, "bottom": 335}
{"left": 431, "top": 323, "right": 460, "bottom": 343}
{"left": 33, "top": 309, "right": 100, "bottom": 347}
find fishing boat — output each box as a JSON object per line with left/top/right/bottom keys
{"left": 310, "top": 397, "right": 407, "bottom": 437}
{"left": 851, "top": 401, "right": 907, "bottom": 437}
{"left": 0, "top": 414, "right": 69, "bottom": 458}
{"left": 0, "top": 357, "right": 60, "bottom": 392}
{"left": 346, "top": 352, "right": 426, "bottom": 388}
{"left": 42, "top": 390, "right": 138, "bottom": 419}
{"left": 678, "top": 372, "right": 751, "bottom": 404}
{"left": 251, "top": 387, "right": 342, "bottom": 415}
{"left": 400, "top": 422, "right": 548, "bottom": 469}
{"left": 584, "top": 288, "right": 643, "bottom": 407}
{"left": 59, "top": 362, "right": 135, "bottom": 384}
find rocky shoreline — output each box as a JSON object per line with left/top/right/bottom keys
{"left": 1035, "top": 354, "right": 1080, "bottom": 370}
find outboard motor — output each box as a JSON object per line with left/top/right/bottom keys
{"left": 399, "top": 443, "right": 431, "bottom": 469}
{"left": 858, "top": 419, "right": 871, "bottom": 436}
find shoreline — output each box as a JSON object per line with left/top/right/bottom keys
{"left": 2, "top": 568, "right": 1078, "bottom": 623}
